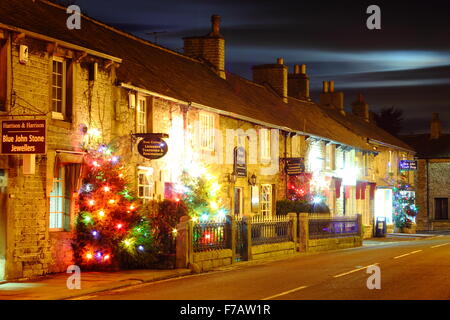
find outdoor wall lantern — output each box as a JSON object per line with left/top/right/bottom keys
{"left": 249, "top": 173, "right": 257, "bottom": 186}
{"left": 229, "top": 172, "right": 237, "bottom": 183}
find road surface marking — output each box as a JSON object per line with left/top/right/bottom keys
{"left": 333, "top": 263, "right": 379, "bottom": 278}
{"left": 431, "top": 243, "right": 450, "bottom": 248}
{"left": 393, "top": 250, "right": 422, "bottom": 259}
{"left": 261, "top": 286, "right": 308, "bottom": 300}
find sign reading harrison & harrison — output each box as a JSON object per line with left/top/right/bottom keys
{"left": 1, "top": 119, "right": 46, "bottom": 154}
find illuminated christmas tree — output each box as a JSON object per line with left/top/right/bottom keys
{"left": 72, "top": 144, "right": 155, "bottom": 270}
{"left": 392, "top": 176, "right": 418, "bottom": 229}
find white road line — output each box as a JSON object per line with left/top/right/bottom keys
{"left": 393, "top": 250, "right": 422, "bottom": 259}
{"left": 333, "top": 263, "right": 379, "bottom": 278}
{"left": 261, "top": 286, "right": 308, "bottom": 300}
{"left": 431, "top": 243, "right": 450, "bottom": 249}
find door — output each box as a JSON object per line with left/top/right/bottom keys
{"left": 0, "top": 169, "right": 7, "bottom": 280}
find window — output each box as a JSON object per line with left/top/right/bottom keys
{"left": 52, "top": 57, "right": 66, "bottom": 116}
{"left": 49, "top": 167, "right": 70, "bottom": 230}
{"left": 325, "top": 144, "right": 335, "bottom": 170}
{"left": 260, "top": 128, "right": 271, "bottom": 161}
{"left": 234, "top": 187, "right": 243, "bottom": 216}
{"left": 138, "top": 168, "right": 153, "bottom": 203}
{"left": 260, "top": 184, "right": 273, "bottom": 217}
{"left": 435, "top": 198, "right": 448, "bottom": 220}
{"left": 199, "top": 112, "right": 215, "bottom": 151}
{"left": 136, "top": 96, "right": 147, "bottom": 133}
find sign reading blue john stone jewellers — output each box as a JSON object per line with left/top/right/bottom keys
{"left": 399, "top": 160, "right": 417, "bottom": 171}
{"left": 137, "top": 137, "right": 168, "bottom": 160}
{"left": 285, "top": 157, "right": 305, "bottom": 175}
{"left": 234, "top": 146, "right": 247, "bottom": 177}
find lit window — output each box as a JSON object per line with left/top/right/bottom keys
{"left": 136, "top": 96, "right": 147, "bottom": 133}
{"left": 260, "top": 128, "right": 271, "bottom": 161}
{"left": 138, "top": 168, "right": 153, "bottom": 203}
{"left": 49, "top": 167, "right": 70, "bottom": 230}
{"left": 199, "top": 112, "right": 215, "bottom": 151}
{"left": 260, "top": 184, "right": 273, "bottom": 217}
{"left": 52, "top": 57, "right": 66, "bottom": 116}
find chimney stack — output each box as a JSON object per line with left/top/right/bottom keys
{"left": 183, "top": 14, "right": 226, "bottom": 79}
{"left": 430, "top": 112, "right": 441, "bottom": 139}
{"left": 319, "top": 80, "right": 344, "bottom": 115}
{"left": 351, "top": 93, "right": 369, "bottom": 122}
{"left": 288, "top": 64, "right": 310, "bottom": 100}
{"left": 252, "top": 58, "right": 288, "bottom": 103}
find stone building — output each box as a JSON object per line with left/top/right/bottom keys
{"left": 0, "top": 0, "right": 415, "bottom": 280}
{"left": 402, "top": 113, "right": 450, "bottom": 231}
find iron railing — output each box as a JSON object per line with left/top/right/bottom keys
{"left": 193, "top": 220, "right": 230, "bottom": 252}
{"left": 309, "top": 216, "right": 359, "bottom": 239}
{"left": 251, "top": 215, "right": 293, "bottom": 245}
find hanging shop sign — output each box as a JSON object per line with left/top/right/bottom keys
{"left": 285, "top": 157, "right": 305, "bottom": 176}
{"left": 1, "top": 119, "right": 46, "bottom": 154}
{"left": 137, "top": 137, "right": 168, "bottom": 160}
{"left": 399, "top": 160, "right": 417, "bottom": 171}
{"left": 233, "top": 146, "right": 247, "bottom": 177}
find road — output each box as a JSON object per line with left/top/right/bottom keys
{"left": 73, "top": 235, "right": 450, "bottom": 300}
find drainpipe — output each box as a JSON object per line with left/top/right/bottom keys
{"left": 426, "top": 159, "right": 431, "bottom": 230}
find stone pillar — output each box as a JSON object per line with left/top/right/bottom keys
{"left": 227, "top": 215, "right": 236, "bottom": 263}
{"left": 356, "top": 213, "right": 363, "bottom": 245}
{"left": 299, "top": 212, "right": 309, "bottom": 252}
{"left": 176, "top": 216, "right": 192, "bottom": 269}
{"left": 243, "top": 215, "right": 253, "bottom": 261}
{"left": 288, "top": 212, "right": 298, "bottom": 251}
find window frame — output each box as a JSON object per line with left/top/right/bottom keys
{"left": 51, "top": 56, "right": 66, "bottom": 120}
{"left": 199, "top": 111, "right": 215, "bottom": 152}
{"left": 435, "top": 198, "right": 449, "bottom": 220}
{"left": 136, "top": 95, "right": 147, "bottom": 134}
{"left": 49, "top": 166, "right": 70, "bottom": 231}
{"left": 137, "top": 168, "right": 153, "bottom": 203}
{"left": 260, "top": 184, "right": 273, "bottom": 217}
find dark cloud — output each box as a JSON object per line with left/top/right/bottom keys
{"left": 72, "top": 0, "right": 450, "bottom": 133}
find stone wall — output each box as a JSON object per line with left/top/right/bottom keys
{"left": 251, "top": 242, "right": 295, "bottom": 260}
{"left": 308, "top": 236, "right": 362, "bottom": 253}
{"left": 192, "top": 249, "right": 233, "bottom": 272}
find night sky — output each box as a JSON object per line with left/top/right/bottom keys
{"left": 72, "top": 0, "right": 450, "bottom": 134}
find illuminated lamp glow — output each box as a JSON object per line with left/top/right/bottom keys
{"left": 116, "top": 223, "right": 123, "bottom": 229}
{"left": 312, "top": 196, "right": 322, "bottom": 204}
{"left": 137, "top": 245, "right": 144, "bottom": 252}
{"left": 98, "top": 210, "right": 105, "bottom": 217}
{"left": 85, "top": 253, "right": 93, "bottom": 260}
{"left": 200, "top": 214, "right": 209, "bottom": 222}
{"left": 88, "top": 199, "right": 95, "bottom": 206}
{"left": 109, "top": 199, "right": 115, "bottom": 204}
{"left": 103, "top": 186, "right": 110, "bottom": 192}
{"left": 103, "top": 254, "right": 110, "bottom": 261}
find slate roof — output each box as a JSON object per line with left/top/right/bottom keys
{"left": 0, "top": 0, "right": 413, "bottom": 153}
{"left": 401, "top": 134, "right": 450, "bottom": 159}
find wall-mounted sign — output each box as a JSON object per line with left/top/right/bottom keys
{"left": 399, "top": 160, "right": 417, "bottom": 171}
{"left": 285, "top": 157, "right": 305, "bottom": 176}
{"left": 1, "top": 119, "right": 46, "bottom": 154}
{"left": 233, "top": 146, "right": 247, "bottom": 177}
{"left": 137, "top": 137, "right": 168, "bottom": 160}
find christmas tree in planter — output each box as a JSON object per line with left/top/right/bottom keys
{"left": 72, "top": 144, "right": 155, "bottom": 270}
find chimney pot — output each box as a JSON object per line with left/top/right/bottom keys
{"left": 277, "top": 57, "right": 284, "bottom": 65}
{"left": 323, "top": 81, "right": 329, "bottom": 93}
{"left": 294, "top": 64, "right": 300, "bottom": 74}
{"left": 430, "top": 112, "right": 441, "bottom": 139}
{"left": 211, "top": 15, "right": 221, "bottom": 36}
{"left": 300, "top": 64, "right": 306, "bottom": 74}
{"left": 329, "top": 80, "right": 335, "bottom": 93}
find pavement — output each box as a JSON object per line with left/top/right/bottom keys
{"left": 0, "top": 232, "right": 447, "bottom": 300}
{"left": 0, "top": 268, "right": 191, "bottom": 300}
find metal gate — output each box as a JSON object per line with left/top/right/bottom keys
{"left": 235, "top": 218, "right": 248, "bottom": 262}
